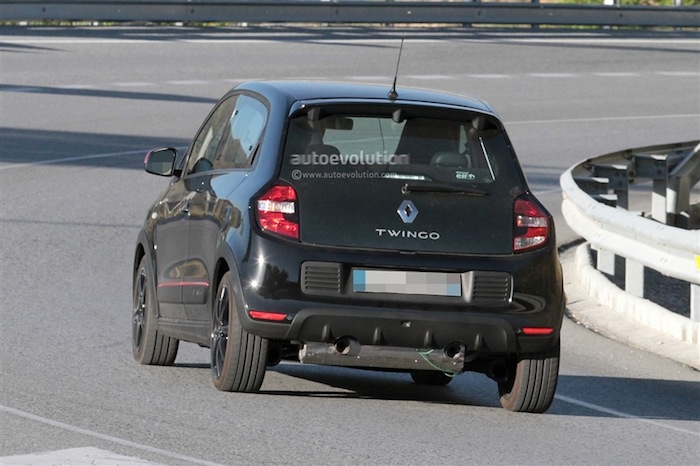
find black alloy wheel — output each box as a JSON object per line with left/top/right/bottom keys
{"left": 211, "top": 271, "right": 268, "bottom": 392}
{"left": 132, "top": 255, "right": 178, "bottom": 365}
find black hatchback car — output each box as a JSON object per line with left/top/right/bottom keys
{"left": 133, "top": 81, "right": 564, "bottom": 413}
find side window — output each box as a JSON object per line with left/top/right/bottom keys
{"left": 186, "top": 94, "right": 268, "bottom": 175}
{"left": 218, "top": 95, "right": 268, "bottom": 169}
{"left": 186, "top": 96, "right": 238, "bottom": 175}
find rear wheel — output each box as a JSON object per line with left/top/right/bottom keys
{"left": 132, "top": 255, "right": 179, "bottom": 365}
{"left": 498, "top": 340, "right": 560, "bottom": 413}
{"left": 211, "top": 271, "right": 268, "bottom": 392}
{"left": 410, "top": 370, "right": 453, "bottom": 386}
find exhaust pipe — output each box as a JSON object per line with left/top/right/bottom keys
{"left": 299, "top": 340, "right": 465, "bottom": 372}
{"left": 333, "top": 337, "right": 359, "bottom": 356}
{"left": 444, "top": 342, "right": 466, "bottom": 360}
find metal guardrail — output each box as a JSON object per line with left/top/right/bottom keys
{"left": 1, "top": 1, "right": 699, "bottom": 27}
{"left": 561, "top": 141, "right": 700, "bottom": 322}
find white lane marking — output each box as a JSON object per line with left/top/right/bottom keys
{"left": 466, "top": 74, "right": 512, "bottom": 79}
{"left": 528, "top": 73, "right": 579, "bottom": 78}
{"left": 656, "top": 71, "right": 700, "bottom": 77}
{"left": 0, "top": 405, "right": 228, "bottom": 466}
{"left": 114, "top": 81, "right": 156, "bottom": 87}
{"left": 406, "top": 74, "right": 455, "bottom": 80}
{"left": 1, "top": 447, "right": 167, "bottom": 466}
{"left": 0, "top": 149, "right": 145, "bottom": 171}
{"left": 555, "top": 394, "right": 700, "bottom": 436}
{"left": 592, "top": 72, "right": 641, "bottom": 77}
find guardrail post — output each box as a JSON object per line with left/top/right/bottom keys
{"left": 667, "top": 143, "right": 700, "bottom": 228}
{"left": 625, "top": 259, "right": 645, "bottom": 297}
{"left": 593, "top": 163, "right": 630, "bottom": 209}
{"left": 692, "top": 284, "right": 699, "bottom": 322}
{"left": 594, "top": 246, "right": 616, "bottom": 276}
{"left": 634, "top": 153, "right": 669, "bottom": 224}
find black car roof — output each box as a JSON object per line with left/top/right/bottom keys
{"left": 235, "top": 80, "right": 494, "bottom": 114}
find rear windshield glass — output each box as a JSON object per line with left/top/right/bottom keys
{"left": 280, "top": 106, "right": 522, "bottom": 190}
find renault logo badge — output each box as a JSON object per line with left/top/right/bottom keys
{"left": 397, "top": 200, "right": 418, "bottom": 223}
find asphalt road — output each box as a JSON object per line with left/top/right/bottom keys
{"left": 1, "top": 26, "right": 699, "bottom": 465}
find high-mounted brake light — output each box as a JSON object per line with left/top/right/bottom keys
{"left": 513, "top": 196, "right": 550, "bottom": 253}
{"left": 256, "top": 184, "right": 299, "bottom": 239}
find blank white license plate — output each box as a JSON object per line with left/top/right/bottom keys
{"left": 352, "top": 269, "right": 462, "bottom": 297}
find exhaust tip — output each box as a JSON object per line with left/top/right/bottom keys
{"left": 444, "top": 342, "right": 466, "bottom": 360}
{"left": 333, "top": 337, "right": 359, "bottom": 356}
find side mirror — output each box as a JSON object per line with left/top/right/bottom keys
{"left": 144, "top": 148, "right": 178, "bottom": 176}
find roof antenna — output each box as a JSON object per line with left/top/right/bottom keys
{"left": 388, "top": 38, "right": 404, "bottom": 101}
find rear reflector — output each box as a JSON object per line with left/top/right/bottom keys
{"left": 521, "top": 327, "right": 555, "bottom": 336}
{"left": 249, "top": 310, "right": 289, "bottom": 322}
{"left": 257, "top": 184, "right": 299, "bottom": 239}
{"left": 513, "top": 196, "right": 550, "bottom": 253}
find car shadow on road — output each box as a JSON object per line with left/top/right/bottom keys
{"left": 264, "top": 362, "right": 700, "bottom": 422}
{"left": 266, "top": 362, "right": 491, "bottom": 407}
{"left": 0, "top": 127, "right": 190, "bottom": 169}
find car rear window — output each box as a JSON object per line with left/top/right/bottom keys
{"left": 281, "top": 106, "right": 522, "bottom": 190}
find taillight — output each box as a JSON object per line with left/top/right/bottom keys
{"left": 249, "top": 310, "right": 289, "bottom": 322}
{"left": 520, "top": 327, "right": 555, "bottom": 336}
{"left": 513, "top": 196, "right": 549, "bottom": 253}
{"left": 256, "top": 184, "right": 299, "bottom": 240}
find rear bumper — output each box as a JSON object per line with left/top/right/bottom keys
{"left": 243, "top": 304, "right": 561, "bottom": 355}
{"left": 234, "top": 232, "right": 564, "bottom": 356}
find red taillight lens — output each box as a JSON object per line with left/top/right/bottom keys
{"left": 249, "top": 310, "right": 289, "bottom": 322}
{"left": 256, "top": 184, "right": 299, "bottom": 239}
{"left": 521, "top": 327, "right": 555, "bottom": 336}
{"left": 513, "top": 197, "right": 549, "bottom": 253}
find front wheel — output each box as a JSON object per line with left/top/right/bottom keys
{"left": 211, "top": 271, "right": 268, "bottom": 392}
{"left": 498, "top": 340, "right": 560, "bottom": 413}
{"left": 132, "top": 255, "right": 179, "bottom": 365}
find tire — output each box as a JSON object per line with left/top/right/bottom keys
{"left": 498, "top": 340, "right": 560, "bottom": 413}
{"left": 211, "top": 271, "right": 268, "bottom": 392}
{"left": 410, "top": 370, "right": 454, "bottom": 386}
{"left": 132, "top": 255, "right": 179, "bottom": 365}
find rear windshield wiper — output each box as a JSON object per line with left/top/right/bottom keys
{"left": 401, "top": 182, "right": 487, "bottom": 196}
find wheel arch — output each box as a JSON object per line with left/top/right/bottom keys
{"left": 133, "top": 229, "right": 152, "bottom": 284}
{"left": 213, "top": 242, "right": 247, "bottom": 321}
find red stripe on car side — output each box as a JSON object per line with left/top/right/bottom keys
{"left": 157, "top": 281, "right": 209, "bottom": 288}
